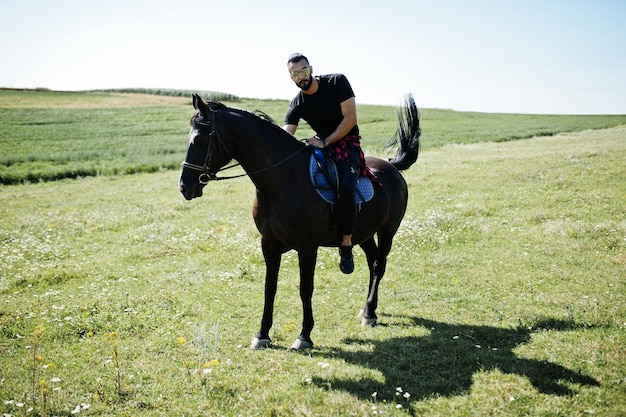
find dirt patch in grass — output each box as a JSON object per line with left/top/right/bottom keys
{"left": 0, "top": 90, "right": 188, "bottom": 109}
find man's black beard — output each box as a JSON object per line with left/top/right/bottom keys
{"left": 297, "top": 76, "right": 314, "bottom": 91}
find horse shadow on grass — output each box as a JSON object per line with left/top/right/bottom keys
{"left": 311, "top": 316, "right": 599, "bottom": 411}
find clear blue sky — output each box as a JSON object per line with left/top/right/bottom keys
{"left": 1, "top": 0, "right": 624, "bottom": 114}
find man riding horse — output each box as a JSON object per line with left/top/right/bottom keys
{"left": 283, "top": 53, "right": 365, "bottom": 275}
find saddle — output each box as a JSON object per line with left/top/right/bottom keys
{"left": 309, "top": 148, "right": 374, "bottom": 205}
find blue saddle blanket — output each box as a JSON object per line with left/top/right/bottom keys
{"left": 309, "top": 150, "right": 374, "bottom": 204}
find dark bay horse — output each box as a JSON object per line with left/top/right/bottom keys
{"left": 179, "top": 94, "right": 421, "bottom": 350}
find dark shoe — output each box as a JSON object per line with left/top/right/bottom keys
{"left": 339, "top": 245, "right": 354, "bottom": 274}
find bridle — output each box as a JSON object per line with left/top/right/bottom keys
{"left": 181, "top": 110, "right": 309, "bottom": 184}
{"left": 180, "top": 112, "right": 241, "bottom": 183}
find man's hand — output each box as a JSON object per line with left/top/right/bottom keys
{"left": 305, "top": 136, "right": 325, "bottom": 148}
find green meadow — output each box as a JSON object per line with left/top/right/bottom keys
{"left": 0, "top": 89, "right": 624, "bottom": 416}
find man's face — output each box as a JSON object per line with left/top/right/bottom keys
{"left": 288, "top": 59, "right": 313, "bottom": 91}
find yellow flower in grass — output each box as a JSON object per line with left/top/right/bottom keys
{"left": 104, "top": 331, "right": 118, "bottom": 343}
{"left": 285, "top": 320, "right": 296, "bottom": 332}
{"left": 176, "top": 337, "right": 186, "bottom": 346}
{"left": 203, "top": 359, "right": 220, "bottom": 368}
{"left": 34, "top": 325, "right": 45, "bottom": 337}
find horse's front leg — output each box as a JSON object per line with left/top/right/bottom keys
{"left": 251, "top": 237, "right": 283, "bottom": 349}
{"left": 291, "top": 247, "right": 318, "bottom": 350}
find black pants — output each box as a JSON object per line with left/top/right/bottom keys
{"left": 335, "top": 144, "right": 360, "bottom": 237}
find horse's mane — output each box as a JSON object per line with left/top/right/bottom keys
{"left": 206, "top": 101, "right": 228, "bottom": 111}
{"left": 229, "top": 105, "right": 301, "bottom": 143}
{"left": 252, "top": 110, "right": 275, "bottom": 125}
{"left": 191, "top": 101, "right": 228, "bottom": 124}
{"left": 192, "top": 100, "right": 302, "bottom": 144}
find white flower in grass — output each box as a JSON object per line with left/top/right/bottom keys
{"left": 71, "top": 404, "right": 91, "bottom": 414}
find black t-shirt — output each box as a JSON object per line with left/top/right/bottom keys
{"left": 284, "top": 74, "right": 359, "bottom": 138}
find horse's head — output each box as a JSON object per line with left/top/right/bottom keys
{"left": 179, "top": 94, "right": 233, "bottom": 200}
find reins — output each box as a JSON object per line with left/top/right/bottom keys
{"left": 181, "top": 112, "right": 309, "bottom": 184}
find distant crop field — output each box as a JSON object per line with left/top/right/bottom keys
{"left": 1, "top": 89, "right": 625, "bottom": 184}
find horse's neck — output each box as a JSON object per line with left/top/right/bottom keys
{"left": 218, "top": 112, "right": 306, "bottom": 186}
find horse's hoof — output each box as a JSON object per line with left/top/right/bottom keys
{"left": 290, "top": 338, "right": 313, "bottom": 350}
{"left": 361, "top": 317, "right": 377, "bottom": 327}
{"left": 250, "top": 337, "right": 271, "bottom": 350}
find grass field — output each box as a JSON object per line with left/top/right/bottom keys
{"left": 0, "top": 90, "right": 625, "bottom": 416}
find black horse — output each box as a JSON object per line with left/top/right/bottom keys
{"left": 180, "top": 94, "right": 421, "bottom": 349}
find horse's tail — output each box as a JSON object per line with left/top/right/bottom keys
{"left": 387, "top": 93, "right": 421, "bottom": 171}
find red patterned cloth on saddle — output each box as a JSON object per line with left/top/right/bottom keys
{"left": 329, "top": 135, "right": 381, "bottom": 187}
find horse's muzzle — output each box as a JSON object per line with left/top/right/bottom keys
{"left": 179, "top": 181, "right": 203, "bottom": 200}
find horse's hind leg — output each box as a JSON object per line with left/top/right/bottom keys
{"left": 358, "top": 237, "right": 379, "bottom": 326}
{"left": 359, "top": 234, "right": 392, "bottom": 327}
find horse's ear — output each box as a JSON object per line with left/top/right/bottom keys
{"left": 192, "top": 94, "right": 203, "bottom": 109}
{"left": 192, "top": 94, "right": 209, "bottom": 118}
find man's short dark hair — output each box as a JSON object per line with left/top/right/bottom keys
{"left": 287, "top": 53, "right": 309, "bottom": 65}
